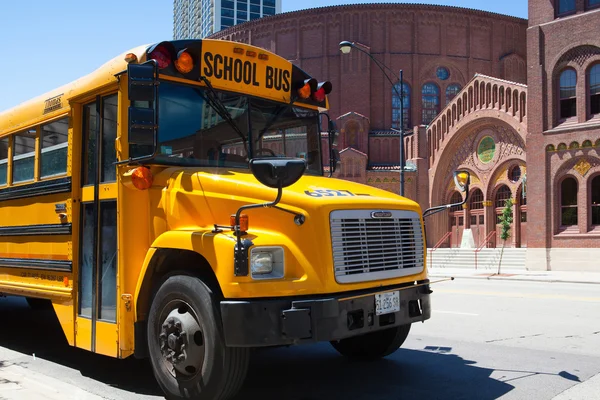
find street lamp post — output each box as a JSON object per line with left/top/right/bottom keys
{"left": 339, "top": 40, "right": 406, "bottom": 196}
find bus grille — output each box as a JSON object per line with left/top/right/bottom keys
{"left": 330, "top": 210, "right": 424, "bottom": 283}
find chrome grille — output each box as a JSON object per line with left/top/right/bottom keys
{"left": 330, "top": 210, "right": 424, "bottom": 283}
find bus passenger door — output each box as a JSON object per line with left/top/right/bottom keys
{"left": 75, "top": 94, "right": 119, "bottom": 357}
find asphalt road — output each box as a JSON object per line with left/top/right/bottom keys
{"left": 0, "top": 278, "right": 599, "bottom": 400}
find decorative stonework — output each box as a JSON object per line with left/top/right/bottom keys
{"left": 573, "top": 158, "right": 592, "bottom": 177}
{"left": 556, "top": 45, "right": 600, "bottom": 68}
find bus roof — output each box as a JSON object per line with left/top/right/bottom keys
{"left": 0, "top": 44, "right": 150, "bottom": 135}
{"left": 0, "top": 39, "right": 330, "bottom": 136}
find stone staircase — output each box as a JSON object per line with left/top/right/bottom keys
{"left": 426, "top": 247, "right": 527, "bottom": 270}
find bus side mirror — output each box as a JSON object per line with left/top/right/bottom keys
{"left": 250, "top": 157, "right": 306, "bottom": 189}
{"left": 128, "top": 61, "right": 159, "bottom": 159}
{"left": 423, "top": 170, "right": 471, "bottom": 219}
{"left": 330, "top": 149, "right": 341, "bottom": 174}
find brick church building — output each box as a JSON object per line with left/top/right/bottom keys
{"left": 212, "top": 2, "right": 600, "bottom": 271}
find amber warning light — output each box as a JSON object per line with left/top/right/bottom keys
{"left": 231, "top": 214, "right": 249, "bottom": 232}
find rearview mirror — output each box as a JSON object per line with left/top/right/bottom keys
{"left": 250, "top": 157, "right": 306, "bottom": 189}
{"left": 127, "top": 60, "right": 159, "bottom": 160}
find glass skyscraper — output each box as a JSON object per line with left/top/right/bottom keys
{"left": 173, "top": 0, "right": 282, "bottom": 39}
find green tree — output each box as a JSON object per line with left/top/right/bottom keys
{"left": 497, "top": 198, "right": 513, "bottom": 274}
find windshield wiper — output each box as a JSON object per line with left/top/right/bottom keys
{"left": 199, "top": 76, "right": 248, "bottom": 151}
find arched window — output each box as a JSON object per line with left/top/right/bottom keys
{"left": 495, "top": 185, "right": 512, "bottom": 208}
{"left": 557, "top": 0, "right": 576, "bottom": 15}
{"left": 470, "top": 189, "right": 484, "bottom": 210}
{"left": 589, "top": 64, "right": 600, "bottom": 116}
{"left": 559, "top": 69, "right": 577, "bottom": 120}
{"left": 392, "top": 83, "right": 411, "bottom": 130}
{"left": 446, "top": 84, "right": 462, "bottom": 105}
{"left": 592, "top": 176, "right": 600, "bottom": 225}
{"left": 450, "top": 191, "right": 463, "bottom": 212}
{"left": 422, "top": 83, "right": 440, "bottom": 125}
{"left": 561, "top": 177, "right": 578, "bottom": 226}
{"left": 495, "top": 185, "right": 512, "bottom": 224}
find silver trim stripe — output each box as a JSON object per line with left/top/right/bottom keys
{"left": 330, "top": 209, "right": 424, "bottom": 283}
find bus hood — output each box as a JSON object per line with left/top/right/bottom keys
{"left": 166, "top": 167, "right": 423, "bottom": 221}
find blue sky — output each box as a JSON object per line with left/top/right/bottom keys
{"left": 0, "top": 1, "right": 527, "bottom": 113}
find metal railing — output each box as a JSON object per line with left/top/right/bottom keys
{"left": 474, "top": 231, "right": 496, "bottom": 270}
{"left": 428, "top": 231, "right": 452, "bottom": 269}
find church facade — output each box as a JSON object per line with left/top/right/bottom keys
{"left": 211, "top": 2, "right": 600, "bottom": 271}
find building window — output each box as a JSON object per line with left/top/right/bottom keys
{"left": 589, "top": 64, "right": 600, "bottom": 116}
{"left": 470, "top": 189, "right": 484, "bottom": 210}
{"left": 557, "top": 0, "right": 576, "bottom": 15}
{"left": 587, "top": 0, "right": 600, "bottom": 9}
{"left": 495, "top": 185, "right": 512, "bottom": 208}
{"left": 509, "top": 165, "right": 522, "bottom": 183}
{"left": 446, "top": 84, "right": 461, "bottom": 105}
{"left": 263, "top": 6, "right": 276, "bottom": 15}
{"left": 450, "top": 191, "right": 463, "bottom": 212}
{"left": 592, "top": 176, "right": 600, "bottom": 225}
{"left": 422, "top": 83, "right": 440, "bottom": 125}
{"left": 561, "top": 177, "right": 578, "bottom": 226}
{"left": 559, "top": 69, "right": 577, "bottom": 120}
{"left": 436, "top": 67, "right": 450, "bottom": 81}
{"left": 392, "top": 82, "right": 410, "bottom": 130}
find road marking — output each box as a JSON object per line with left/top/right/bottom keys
{"left": 434, "top": 310, "right": 479, "bottom": 316}
{"left": 435, "top": 288, "right": 600, "bottom": 303}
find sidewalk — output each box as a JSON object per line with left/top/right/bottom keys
{"left": 0, "top": 361, "right": 104, "bottom": 400}
{"left": 428, "top": 267, "right": 600, "bottom": 284}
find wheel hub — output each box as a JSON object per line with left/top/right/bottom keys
{"left": 159, "top": 306, "right": 205, "bottom": 375}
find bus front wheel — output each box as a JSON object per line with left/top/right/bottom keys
{"left": 147, "top": 275, "right": 249, "bottom": 400}
{"left": 330, "top": 324, "right": 411, "bottom": 361}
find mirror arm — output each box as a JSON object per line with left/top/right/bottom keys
{"left": 423, "top": 186, "right": 469, "bottom": 219}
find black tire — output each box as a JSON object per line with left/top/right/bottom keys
{"left": 330, "top": 324, "right": 411, "bottom": 361}
{"left": 25, "top": 297, "right": 53, "bottom": 310}
{"left": 147, "top": 275, "right": 250, "bottom": 400}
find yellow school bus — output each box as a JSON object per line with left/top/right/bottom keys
{"left": 0, "top": 39, "right": 469, "bottom": 400}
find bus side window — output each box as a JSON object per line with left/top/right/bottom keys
{"left": 40, "top": 118, "right": 69, "bottom": 178}
{"left": 13, "top": 129, "right": 36, "bottom": 184}
{"left": 0, "top": 137, "right": 7, "bottom": 186}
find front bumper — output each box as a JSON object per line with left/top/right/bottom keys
{"left": 220, "top": 280, "right": 431, "bottom": 347}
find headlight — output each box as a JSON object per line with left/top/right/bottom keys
{"left": 250, "top": 252, "right": 273, "bottom": 275}
{"left": 250, "top": 247, "right": 284, "bottom": 279}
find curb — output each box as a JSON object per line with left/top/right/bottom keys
{"left": 428, "top": 273, "right": 600, "bottom": 285}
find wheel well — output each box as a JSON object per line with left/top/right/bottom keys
{"left": 134, "top": 248, "right": 223, "bottom": 359}
{"left": 136, "top": 248, "right": 223, "bottom": 324}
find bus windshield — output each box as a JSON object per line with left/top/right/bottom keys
{"left": 151, "top": 80, "right": 323, "bottom": 175}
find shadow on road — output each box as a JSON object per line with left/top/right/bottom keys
{"left": 1, "top": 295, "right": 518, "bottom": 400}
{"left": 0, "top": 296, "right": 162, "bottom": 397}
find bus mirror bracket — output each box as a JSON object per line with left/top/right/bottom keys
{"left": 320, "top": 112, "right": 340, "bottom": 177}
{"left": 126, "top": 60, "right": 159, "bottom": 163}
{"left": 423, "top": 170, "right": 471, "bottom": 219}
{"left": 232, "top": 158, "right": 306, "bottom": 276}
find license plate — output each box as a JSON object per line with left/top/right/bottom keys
{"left": 375, "top": 291, "right": 400, "bottom": 316}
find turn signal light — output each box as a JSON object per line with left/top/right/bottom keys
{"left": 297, "top": 79, "right": 315, "bottom": 99}
{"left": 131, "top": 166, "right": 154, "bottom": 190}
{"left": 175, "top": 50, "right": 194, "bottom": 73}
{"left": 231, "top": 214, "right": 249, "bottom": 232}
